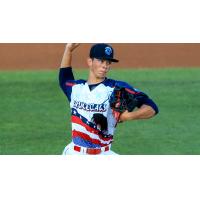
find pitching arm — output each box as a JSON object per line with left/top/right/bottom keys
{"left": 60, "top": 43, "right": 80, "bottom": 68}
{"left": 59, "top": 43, "right": 79, "bottom": 101}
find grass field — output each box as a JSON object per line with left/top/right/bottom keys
{"left": 0, "top": 68, "right": 200, "bottom": 154}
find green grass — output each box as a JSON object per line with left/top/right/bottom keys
{"left": 0, "top": 68, "right": 200, "bottom": 154}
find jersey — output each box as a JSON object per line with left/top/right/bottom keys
{"left": 59, "top": 67, "right": 159, "bottom": 149}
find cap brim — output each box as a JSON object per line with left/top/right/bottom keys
{"left": 93, "top": 57, "right": 119, "bottom": 63}
{"left": 108, "top": 58, "right": 119, "bottom": 63}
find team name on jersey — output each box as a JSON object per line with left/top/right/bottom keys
{"left": 73, "top": 100, "right": 107, "bottom": 112}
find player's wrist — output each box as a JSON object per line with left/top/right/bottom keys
{"left": 64, "top": 48, "right": 73, "bottom": 55}
{"left": 119, "top": 111, "right": 132, "bottom": 121}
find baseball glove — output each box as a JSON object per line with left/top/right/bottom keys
{"left": 109, "top": 86, "right": 139, "bottom": 120}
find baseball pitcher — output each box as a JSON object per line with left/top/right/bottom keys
{"left": 59, "top": 43, "right": 159, "bottom": 155}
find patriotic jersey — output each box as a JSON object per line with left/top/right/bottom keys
{"left": 59, "top": 67, "right": 158, "bottom": 148}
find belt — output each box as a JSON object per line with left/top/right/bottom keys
{"left": 73, "top": 144, "right": 110, "bottom": 155}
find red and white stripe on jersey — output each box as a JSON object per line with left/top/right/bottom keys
{"left": 71, "top": 114, "right": 113, "bottom": 147}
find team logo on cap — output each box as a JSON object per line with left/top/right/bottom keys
{"left": 105, "top": 46, "right": 112, "bottom": 56}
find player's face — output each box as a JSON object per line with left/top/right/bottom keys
{"left": 89, "top": 58, "right": 111, "bottom": 79}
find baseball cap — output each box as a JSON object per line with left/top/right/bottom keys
{"left": 89, "top": 43, "right": 119, "bottom": 63}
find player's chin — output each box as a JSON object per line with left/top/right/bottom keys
{"left": 97, "top": 74, "right": 106, "bottom": 79}
{"left": 97, "top": 72, "right": 107, "bottom": 78}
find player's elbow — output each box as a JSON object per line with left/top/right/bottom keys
{"left": 142, "top": 99, "right": 159, "bottom": 116}
{"left": 149, "top": 107, "right": 156, "bottom": 118}
{"left": 152, "top": 103, "right": 159, "bottom": 115}
{"left": 141, "top": 105, "right": 157, "bottom": 119}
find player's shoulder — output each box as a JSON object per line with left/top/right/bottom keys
{"left": 105, "top": 78, "right": 133, "bottom": 89}
{"left": 75, "top": 79, "right": 86, "bottom": 84}
{"left": 65, "top": 79, "right": 86, "bottom": 87}
{"left": 67, "top": 79, "right": 86, "bottom": 84}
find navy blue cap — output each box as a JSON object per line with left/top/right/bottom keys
{"left": 89, "top": 43, "right": 119, "bottom": 62}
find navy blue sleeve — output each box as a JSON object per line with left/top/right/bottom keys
{"left": 59, "top": 67, "right": 74, "bottom": 88}
{"left": 115, "top": 80, "right": 159, "bottom": 115}
{"left": 137, "top": 96, "right": 159, "bottom": 114}
{"left": 59, "top": 67, "right": 75, "bottom": 101}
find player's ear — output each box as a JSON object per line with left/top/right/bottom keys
{"left": 87, "top": 58, "right": 93, "bottom": 67}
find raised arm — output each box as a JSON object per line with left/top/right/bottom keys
{"left": 59, "top": 43, "right": 80, "bottom": 100}
{"left": 60, "top": 43, "right": 80, "bottom": 68}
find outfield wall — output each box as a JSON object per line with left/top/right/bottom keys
{"left": 0, "top": 44, "right": 200, "bottom": 70}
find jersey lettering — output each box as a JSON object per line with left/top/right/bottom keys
{"left": 73, "top": 100, "right": 107, "bottom": 112}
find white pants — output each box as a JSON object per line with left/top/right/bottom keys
{"left": 62, "top": 142, "right": 118, "bottom": 155}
